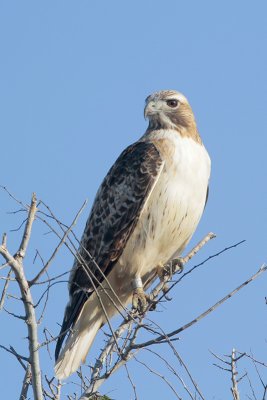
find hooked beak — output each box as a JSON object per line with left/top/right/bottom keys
{"left": 144, "top": 101, "right": 157, "bottom": 119}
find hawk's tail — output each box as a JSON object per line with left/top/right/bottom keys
{"left": 55, "top": 291, "right": 88, "bottom": 362}
{"left": 54, "top": 312, "right": 103, "bottom": 380}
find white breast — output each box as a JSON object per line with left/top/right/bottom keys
{"left": 118, "top": 129, "right": 211, "bottom": 285}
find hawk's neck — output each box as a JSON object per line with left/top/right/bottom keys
{"left": 144, "top": 126, "right": 202, "bottom": 145}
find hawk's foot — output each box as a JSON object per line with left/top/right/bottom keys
{"left": 132, "top": 287, "right": 151, "bottom": 314}
{"left": 157, "top": 258, "right": 184, "bottom": 300}
{"left": 162, "top": 258, "right": 184, "bottom": 280}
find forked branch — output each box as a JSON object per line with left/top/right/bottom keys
{"left": 0, "top": 194, "right": 42, "bottom": 400}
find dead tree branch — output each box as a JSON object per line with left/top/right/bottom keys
{"left": 29, "top": 200, "right": 88, "bottom": 286}
{"left": 0, "top": 194, "right": 42, "bottom": 399}
{"left": 20, "top": 363, "right": 32, "bottom": 400}
{"left": 79, "top": 233, "right": 216, "bottom": 398}
{"left": 0, "top": 268, "right": 12, "bottom": 309}
{"left": 231, "top": 348, "right": 240, "bottom": 400}
{"left": 79, "top": 250, "right": 266, "bottom": 399}
{"left": 1, "top": 187, "right": 266, "bottom": 400}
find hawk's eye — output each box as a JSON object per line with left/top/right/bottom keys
{"left": 166, "top": 99, "right": 178, "bottom": 108}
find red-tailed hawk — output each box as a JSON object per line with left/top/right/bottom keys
{"left": 55, "top": 90, "right": 211, "bottom": 379}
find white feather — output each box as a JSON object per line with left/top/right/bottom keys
{"left": 55, "top": 297, "right": 103, "bottom": 380}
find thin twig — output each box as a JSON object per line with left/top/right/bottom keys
{"left": 143, "top": 348, "right": 196, "bottom": 400}
{"left": 141, "top": 317, "right": 205, "bottom": 400}
{"left": 124, "top": 364, "right": 138, "bottom": 400}
{"left": 0, "top": 344, "right": 29, "bottom": 364}
{"left": 134, "top": 356, "right": 182, "bottom": 399}
{"left": 157, "top": 238, "right": 246, "bottom": 303}
{"left": 39, "top": 199, "right": 132, "bottom": 318}
{"left": 133, "top": 264, "right": 267, "bottom": 349}
{"left": 29, "top": 200, "right": 87, "bottom": 286}
{"left": 0, "top": 268, "right": 12, "bottom": 309}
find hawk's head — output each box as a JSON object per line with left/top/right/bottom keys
{"left": 144, "top": 90, "right": 197, "bottom": 133}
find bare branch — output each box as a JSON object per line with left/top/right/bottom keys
{"left": 181, "top": 232, "right": 216, "bottom": 264}
{"left": 2, "top": 232, "right": 7, "bottom": 247}
{"left": 0, "top": 193, "right": 43, "bottom": 399}
{"left": 236, "top": 351, "right": 267, "bottom": 368}
{"left": 245, "top": 373, "right": 258, "bottom": 400}
{"left": 210, "top": 349, "right": 230, "bottom": 365}
{"left": 0, "top": 344, "right": 29, "bottom": 364}
{"left": 80, "top": 233, "right": 215, "bottom": 398}
{"left": 0, "top": 268, "right": 12, "bottom": 309}
{"left": 144, "top": 348, "right": 197, "bottom": 400}
{"left": 29, "top": 200, "right": 87, "bottom": 286}
{"left": 0, "top": 260, "right": 10, "bottom": 270}
{"left": 36, "top": 206, "right": 131, "bottom": 321}
{"left": 133, "top": 264, "right": 267, "bottom": 349}
{"left": 81, "top": 235, "right": 257, "bottom": 399}
{"left": 37, "top": 273, "right": 50, "bottom": 324}
{"left": 20, "top": 364, "right": 32, "bottom": 400}
{"left": 0, "top": 186, "right": 29, "bottom": 211}
{"left": 231, "top": 348, "right": 240, "bottom": 400}
{"left": 157, "top": 238, "right": 246, "bottom": 303}
{"left": 2, "top": 188, "right": 265, "bottom": 400}
{"left": 124, "top": 364, "right": 138, "bottom": 400}
{"left": 3, "top": 306, "right": 25, "bottom": 319}
{"left": 16, "top": 193, "right": 37, "bottom": 259}
{"left": 134, "top": 356, "right": 183, "bottom": 399}
{"left": 147, "top": 232, "right": 216, "bottom": 305}
{"left": 43, "top": 376, "right": 62, "bottom": 400}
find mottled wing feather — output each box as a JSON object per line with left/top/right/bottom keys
{"left": 55, "top": 141, "right": 163, "bottom": 360}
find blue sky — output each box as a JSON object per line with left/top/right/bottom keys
{"left": 0, "top": 1, "right": 267, "bottom": 399}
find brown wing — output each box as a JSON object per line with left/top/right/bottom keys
{"left": 55, "top": 141, "right": 163, "bottom": 360}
